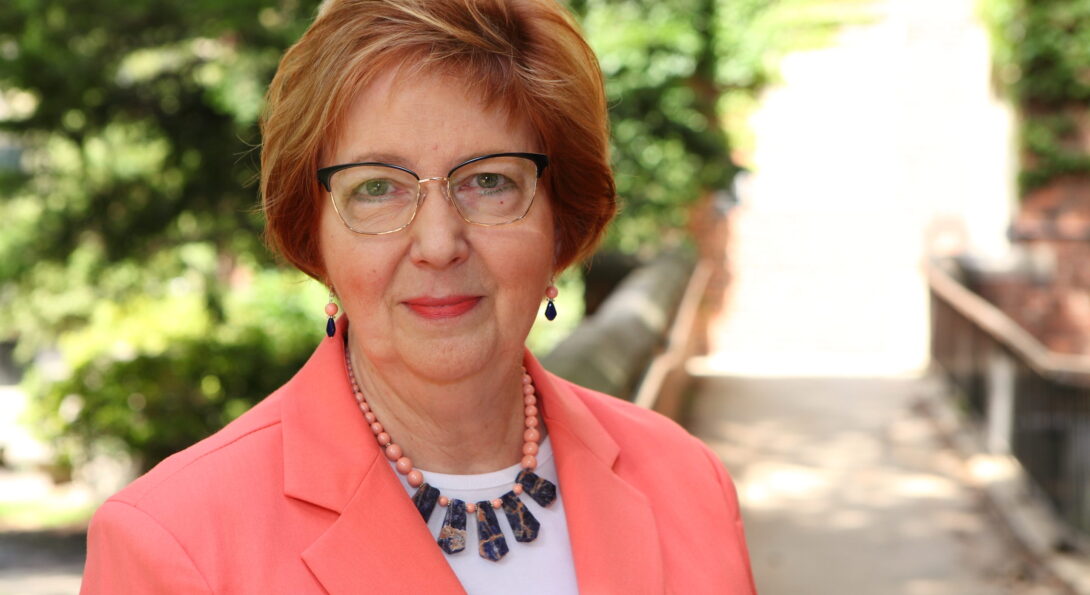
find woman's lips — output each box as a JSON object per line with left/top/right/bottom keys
{"left": 403, "top": 295, "right": 481, "bottom": 319}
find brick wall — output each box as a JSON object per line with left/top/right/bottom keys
{"left": 977, "top": 179, "right": 1090, "bottom": 355}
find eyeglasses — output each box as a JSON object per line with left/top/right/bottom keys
{"left": 317, "top": 152, "right": 549, "bottom": 235}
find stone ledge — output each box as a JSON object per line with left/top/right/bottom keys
{"left": 540, "top": 251, "right": 695, "bottom": 403}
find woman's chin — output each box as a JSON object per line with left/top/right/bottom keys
{"left": 394, "top": 333, "right": 509, "bottom": 382}
{"left": 356, "top": 306, "right": 534, "bottom": 383}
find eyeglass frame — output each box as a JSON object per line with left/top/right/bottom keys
{"left": 316, "top": 152, "right": 550, "bottom": 236}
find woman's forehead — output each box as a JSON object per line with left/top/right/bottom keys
{"left": 326, "top": 67, "right": 538, "bottom": 169}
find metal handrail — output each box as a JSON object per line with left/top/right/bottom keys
{"left": 927, "top": 262, "right": 1090, "bottom": 388}
{"left": 928, "top": 258, "right": 1090, "bottom": 537}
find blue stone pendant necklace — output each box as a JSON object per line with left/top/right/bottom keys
{"left": 344, "top": 350, "right": 558, "bottom": 562}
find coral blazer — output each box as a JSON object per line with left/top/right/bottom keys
{"left": 81, "top": 321, "right": 756, "bottom": 594}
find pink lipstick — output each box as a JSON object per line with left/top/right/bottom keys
{"left": 403, "top": 295, "right": 481, "bottom": 319}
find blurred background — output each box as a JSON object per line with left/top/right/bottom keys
{"left": 2, "top": 0, "right": 1090, "bottom": 593}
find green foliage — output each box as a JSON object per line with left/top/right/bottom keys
{"left": 0, "top": 497, "right": 96, "bottom": 530}
{"left": 0, "top": 0, "right": 322, "bottom": 471}
{"left": 26, "top": 271, "right": 320, "bottom": 469}
{"left": 763, "top": 0, "right": 881, "bottom": 53}
{"left": 980, "top": 0, "right": 1090, "bottom": 193}
{"left": 580, "top": 0, "right": 759, "bottom": 253}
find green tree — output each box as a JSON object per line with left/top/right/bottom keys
{"left": 577, "top": 0, "right": 768, "bottom": 253}
{"left": 0, "top": 0, "right": 323, "bottom": 470}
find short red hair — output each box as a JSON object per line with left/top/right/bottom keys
{"left": 261, "top": 0, "right": 616, "bottom": 281}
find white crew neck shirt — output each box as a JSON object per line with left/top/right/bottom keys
{"left": 389, "top": 437, "right": 579, "bottom": 594}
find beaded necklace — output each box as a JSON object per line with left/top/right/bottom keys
{"left": 344, "top": 350, "right": 558, "bottom": 562}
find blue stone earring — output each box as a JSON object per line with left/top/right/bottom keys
{"left": 325, "top": 290, "right": 338, "bottom": 338}
{"left": 544, "top": 285, "right": 558, "bottom": 321}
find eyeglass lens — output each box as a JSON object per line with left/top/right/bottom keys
{"left": 328, "top": 155, "right": 539, "bottom": 234}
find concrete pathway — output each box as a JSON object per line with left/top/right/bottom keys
{"left": 0, "top": 530, "right": 85, "bottom": 595}
{"left": 0, "top": 384, "right": 88, "bottom": 594}
{"left": 688, "top": 0, "right": 1065, "bottom": 593}
{"left": 690, "top": 376, "right": 1063, "bottom": 594}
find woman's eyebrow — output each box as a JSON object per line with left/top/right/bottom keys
{"left": 341, "top": 152, "right": 410, "bottom": 165}
{"left": 449, "top": 149, "right": 540, "bottom": 167}
{"left": 338, "top": 149, "right": 534, "bottom": 171}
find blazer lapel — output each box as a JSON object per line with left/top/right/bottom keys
{"left": 527, "top": 354, "right": 665, "bottom": 594}
{"left": 300, "top": 452, "right": 465, "bottom": 594}
{"left": 280, "top": 319, "right": 464, "bottom": 594}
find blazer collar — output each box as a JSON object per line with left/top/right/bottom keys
{"left": 280, "top": 317, "right": 369, "bottom": 512}
{"left": 280, "top": 318, "right": 464, "bottom": 593}
{"left": 526, "top": 354, "right": 665, "bottom": 594}
{"left": 279, "top": 318, "right": 662, "bottom": 593}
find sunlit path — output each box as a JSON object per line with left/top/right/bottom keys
{"left": 689, "top": 0, "right": 1058, "bottom": 593}
{"left": 696, "top": 0, "right": 1014, "bottom": 378}
{"left": 690, "top": 375, "right": 1057, "bottom": 594}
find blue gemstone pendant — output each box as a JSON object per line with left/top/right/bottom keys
{"left": 412, "top": 483, "right": 440, "bottom": 522}
{"left": 501, "top": 491, "right": 541, "bottom": 542}
{"left": 438, "top": 499, "right": 467, "bottom": 554}
{"left": 544, "top": 299, "right": 557, "bottom": 321}
{"left": 476, "top": 502, "right": 510, "bottom": 561}
{"left": 325, "top": 317, "right": 336, "bottom": 337}
{"left": 516, "top": 469, "right": 557, "bottom": 507}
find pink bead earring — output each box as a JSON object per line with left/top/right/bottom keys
{"left": 325, "top": 289, "right": 339, "bottom": 338}
{"left": 544, "top": 285, "right": 558, "bottom": 321}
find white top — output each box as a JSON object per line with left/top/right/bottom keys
{"left": 390, "top": 437, "right": 579, "bottom": 595}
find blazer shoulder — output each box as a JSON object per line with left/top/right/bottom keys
{"left": 109, "top": 390, "right": 286, "bottom": 508}
{"left": 82, "top": 499, "right": 213, "bottom": 595}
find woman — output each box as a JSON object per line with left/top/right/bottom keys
{"left": 80, "top": 0, "right": 755, "bottom": 593}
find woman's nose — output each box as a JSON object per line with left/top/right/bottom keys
{"left": 407, "top": 179, "right": 470, "bottom": 268}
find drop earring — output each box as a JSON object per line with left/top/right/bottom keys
{"left": 325, "top": 289, "right": 339, "bottom": 338}
{"left": 544, "top": 285, "right": 558, "bottom": 321}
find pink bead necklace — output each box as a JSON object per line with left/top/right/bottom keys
{"left": 344, "top": 350, "right": 557, "bottom": 562}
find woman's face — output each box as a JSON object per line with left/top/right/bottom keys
{"left": 320, "top": 68, "right": 555, "bottom": 382}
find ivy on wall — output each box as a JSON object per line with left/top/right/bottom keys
{"left": 981, "top": 0, "right": 1090, "bottom": 193}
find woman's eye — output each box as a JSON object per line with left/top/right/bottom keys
{"left": 466, "top": 173, "right": 516, "bottom": 194}
{"left": 348, "top": 178, "right": 402, "bottom": 201}
{"left": 475, "top": 173, "right": 502, "bottom": 189}
{"left": 362, "top": 179, "right": 391, "bottom": 196}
